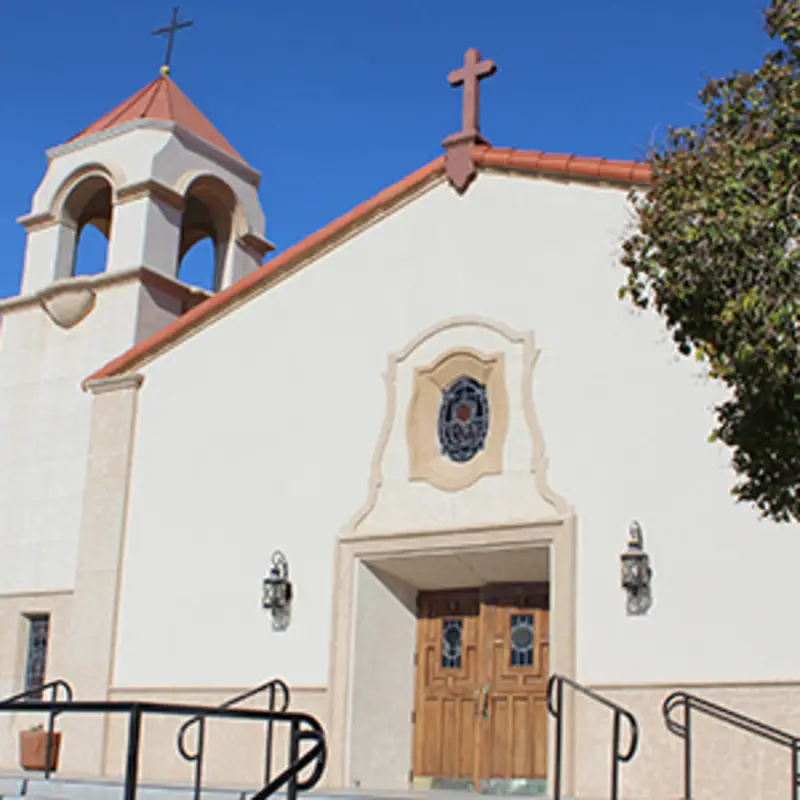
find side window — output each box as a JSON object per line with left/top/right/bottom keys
{"left": 24, "top": 614, "right": 50, "bottom": 698}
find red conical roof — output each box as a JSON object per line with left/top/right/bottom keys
{"left": 68, "top": 76, "right": 245, "bottom": 163}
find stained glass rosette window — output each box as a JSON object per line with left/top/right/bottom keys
{"left": 437, "top": 377, "right": 490, "bottom": 463}
{"left": 509, "top": 613, "right": 534, "bottom": 667}
{"left": 441, "top": 619, "right": 463, "bottom": 669}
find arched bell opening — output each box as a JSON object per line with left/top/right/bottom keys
{"left": 63, "top": 175, "right": 113, "bottom": 277}
{"left": 177, "top": 177, "right": 236, "bottom": 292}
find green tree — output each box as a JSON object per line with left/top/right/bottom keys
{"left": 620, "top": 0, "right": 799, "bottom": 523}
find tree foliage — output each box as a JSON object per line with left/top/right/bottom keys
{"left": 620, "top": 0, "right": 799, "bottom": 523}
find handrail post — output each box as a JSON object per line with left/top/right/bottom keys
{"left": 287, "top": 718, "right": 300, "bottom": 800}
{"left": 610, "top": 711, "right": 621, "bottom": 800}
{"left": 553, "top": 678, "right": 563, "bottom": 800}
{"left": 193, "top": 717, "right": 206, "bottom": 800}
{"left": 124, "top": 705, "right": 143, "bottom": 800}
{"left": 792, "top": 738, "right": 798, "bottom": 800}
{"left": 44, "top": 683, "right": 56, "bottom": 780}
{"left": 264, "top": 684, "right": 276, "bottom": 786}
{"left": 684, "top": 700, "right": 692, "bottom": 800}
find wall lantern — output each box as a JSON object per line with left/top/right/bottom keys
{"left": 620, "top": 520, "right": 653, "bottom": 616}
{"left": 262, "top": 550, "right": 292, "bottom": 631}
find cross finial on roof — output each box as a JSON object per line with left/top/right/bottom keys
{"left": 442, "top": 48, "right": 497, "bottom": 194}
{"left": 447, "top": 48, "right": 497, "bottom": 143}
{"left": 153, "top": 7, "right": 194, "bottom": 76}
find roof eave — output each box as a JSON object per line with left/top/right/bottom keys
{"left": 47, "top": 119, "right": 259, "bottom": 185}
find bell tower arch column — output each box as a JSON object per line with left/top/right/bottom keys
{"left": 106, "top": 183, "right": 184, "bottom": 278}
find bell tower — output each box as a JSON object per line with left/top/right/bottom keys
{"left": 0, "top": 73, "right": 273, "bottom": 601}
{"left": 17, "top": 74, "right": 272, "bottom": 298}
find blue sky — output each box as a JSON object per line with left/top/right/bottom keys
{"left": 0, "top": 0, "right": 773, "bottom": 299}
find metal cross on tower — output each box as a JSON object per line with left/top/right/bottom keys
{"left": 152, "top": 7, "right": 194, "bottom": 76}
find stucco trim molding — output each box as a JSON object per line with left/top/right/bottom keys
{"left": 345, "top": 315, "right": 570, "bottom": 534}
{"left": 108, "top": 683, "right": 328, "bottom": 694}
{"left": 339, "top": 515, "right": 561, "bottom": 545}
{"left": 407, "top": 347, "right": 508, "bottom": 492}
{"left": 85, "top": 373, "right": 145, "bottom": 396}
{"left": 39, "top": 280, "right": 97, "bottom": 329}
{"left": 16, "top": 210, "right": 59, "bottom": 231}
{"left": 0, "top": 588, "right": 73, "bottom": 600}
{"left": 116, "top": 180, "right": 186, "bottom": 212}
{"left": 587, "top": 678, "right": 800, "bottom": 691}
{"left": 238, "top": 231, "right": 276, "bottom": 259}
{"left": 0, "top": 267, "right": 210, "bottom": 318}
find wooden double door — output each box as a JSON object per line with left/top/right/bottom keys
{"left": 412, "top": 584, "right": 549, "bottom": 790}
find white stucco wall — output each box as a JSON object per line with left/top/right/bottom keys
{"left": 113, "top": 171, "right": 800, "bottom": 692}
{"left": 0, "top": 281, "right": 148, "bottom": 593}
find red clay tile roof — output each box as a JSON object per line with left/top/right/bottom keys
{"left": 67, "top": 76, "right": 246, "bottom": 164}
{"left": 473, "top": 146, "right": 652, "bottom": 183}
{"left": 82, "top": 147, "right": 652, "bottom": 389}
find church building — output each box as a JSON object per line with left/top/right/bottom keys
{"left": 1, "top": 44, "right": 799, "bottom": 800}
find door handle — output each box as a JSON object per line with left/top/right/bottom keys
{"left": 481, "top": 684, "right": 491, "bottom": 719}
{"left": 473, "top": 687, "right": 480, "bottom": 717}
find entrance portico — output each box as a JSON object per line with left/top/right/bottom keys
{"left": 326, "top": 518, "right": 577, "bottom": 795}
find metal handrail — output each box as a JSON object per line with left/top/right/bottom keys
{"left": 663, "top": 690, "right": 800, "bottom": 800}
{"left": 547, "top": 674, "right": 639, "bottom": 800}
{"left": 0, "top": 698, "right": 326, "bottom": 800}
{"left": 176, "top": 679, "right": 290, "bottom": 800}
{"left": 2, "top": 679, "right": 74, "bottom": 705}
{"left": 2, "top": 679, "right": 74, "bottom": 779}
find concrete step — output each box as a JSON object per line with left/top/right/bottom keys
{"left": 0, "top": 774, "right": 25, "bottom": 798}
{"left": 0, "top": 775, "right": 249, "bottom": 800}
{"left": 319, "top": 791, "right": 549, "bottom": 799}
{"left": 0, "top": 775, "right": 570, "bottom": 800}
